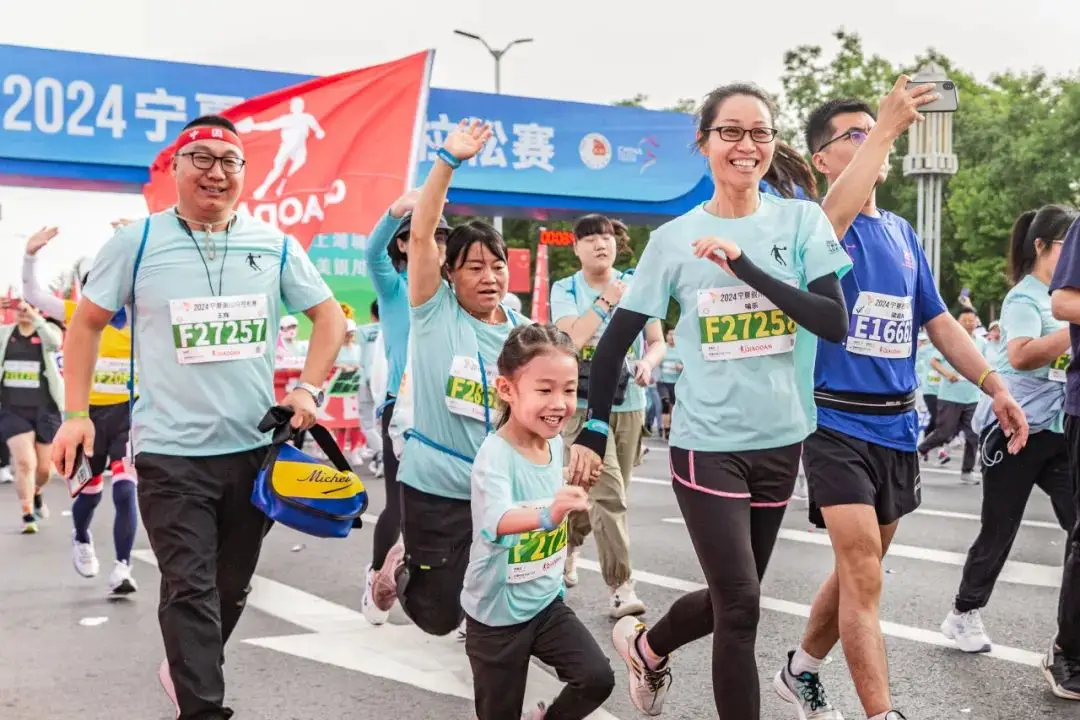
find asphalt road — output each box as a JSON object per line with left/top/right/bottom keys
{"left": 2, "top": 438, "right": 1079, "bottom": 720}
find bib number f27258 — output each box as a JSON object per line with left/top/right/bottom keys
{"left": 170, "top": 294, "right": 270, "bottom": 365}
{"left": 847, "top": 292, "right": 913, "bottom": 359}
{"left": 507, "top": 501, "right": 568, "bottom": 584}
{"left": 445, "top": 355, "right": 496, "bottom": 422}
{"left": 697, "top": 285, "right": 796, "bottom": 361}
{"left": 1050, "top": 352, "right": 1071, "bottom": 383}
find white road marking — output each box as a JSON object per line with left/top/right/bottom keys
{"left": 660, "top": 519, "right": 1061, "bottom": 588}
{"left": 131, "top": 547, "right": 621, "bottom": 719}
{"left": 914, "top": 507, "right": 1063, "bottom": 531}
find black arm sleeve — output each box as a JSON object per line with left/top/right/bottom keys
{"left": 728, "top": 255, "right": 849, "bottom": 343}
{"left": 573, "top": 308, "right": 649, "bottom": 457}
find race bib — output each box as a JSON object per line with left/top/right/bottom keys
{"left": 445, "top": 355, "right": 496, "bottom": 423}
{"left": 328, "top": 367, "right": 362, "bottom": 398}
{"left": 507, "top": 501, "right": 568, "bottom": 584}
{"left": 170, "top": 294, "right": 269, "bottom": 365}
{"left": 92, "top": 357, "right": 137, "bottom": 396}
{"left": 847, "top": 292, "right": 914, "bottom": 359}
{"left": 927, "top": 371, "right": 942, "bottom": 385}
{"left": 661, "top": 359, "right": 681, "bottom": 376}
{"left": 2, "top": 360, "right": 41, "bottom": 389}
{"left": 1050, "top": 352, "right": 1071, "bottom": 383}
{"left": 697, "top": 285, "right": 796, "bottom": 361}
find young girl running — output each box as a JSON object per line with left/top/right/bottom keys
{"left": 463, "top": 324, "right": 614, "bottom": 720}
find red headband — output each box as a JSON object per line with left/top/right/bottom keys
{"left": 173, "top": 126, "right": 243, "bottom": 154}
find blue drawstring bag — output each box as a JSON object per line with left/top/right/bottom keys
{"left": 252, "top": 406, "right": 368, "bottom": 538}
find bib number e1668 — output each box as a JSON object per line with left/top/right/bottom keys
{"left": 507, "top": 501, "right": 568, "bottom": 584}
{"left": 847, "top": 292, "right": 913, "bottom": 359}
{"left": 697, "top": 285, "right": 796, "bottom": 361}
{"left": 2, "top": 360, "right": 41, "bottom": 389}
{"left": 170, "top": 294, "right": 270, "bottom": 365}
{"left": 445, "top": 355, "right": 496, "bottom": 422}
{"left": 1050, "top": 352, "right": 1071, "bottom": 383}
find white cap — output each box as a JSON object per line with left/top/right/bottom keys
{"left": 345, "top": 319, "right": 357, "bottom": 333}
{"left": 280, "top": 315, "right": 298, "bottom": 328}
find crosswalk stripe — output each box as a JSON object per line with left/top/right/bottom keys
{"left": 914, "top": 507, "right": 1063, "bottom": 531}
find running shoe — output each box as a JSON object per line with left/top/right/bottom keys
{"left": 611, "top": 616, "right": 671, "bottom": 716}
{"left": 361, "top": 563, "right": 389, "bottom": 626}
{"left": 1042, "top": 639, "right": 1080, "bottom": 700}
{"left": 158, "top": 659, "right": 180, "bottom": 718}
{"left": 960, "top": 472, "right": 980, "bottom": 486}
{"left": 72, "top": 530, "right": 100, "bottom": 578}
{"left": 108, "top": 560, "right": 138, "bottom": 595}
{"left": 609, "top": 580, "right": 646, "bottom": 618}
{"left": 773, "top": 650, "right": 844, "bottom": 719}
{"left": 21, "top": 513, "right": 38, "bottom": 534}
{"left": 0, "top": 466, "right": 12, "bottom": 484}
{"left": 371, "top": 542, "right": 404, "bottom": 612}
{"left": 564, "top": 547, "right": 580, "bottom": 587}
{"left": 941, "top": 608, "right": 991, "bottom": 653}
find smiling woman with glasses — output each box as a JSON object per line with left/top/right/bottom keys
{"left": 564, "top": 81, "right": 853, "bottom": 719}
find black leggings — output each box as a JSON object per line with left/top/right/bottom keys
{"left": 647, "top": 445, "right": 799, "bottom": 719}
{"left": 955, "top": 430, "right": 1076, "bottom": 612}
{"left": 371, "top": 397, "right": 403, "bottom": 570}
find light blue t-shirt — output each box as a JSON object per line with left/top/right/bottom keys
{"left": 549, "top": 270, "right": 658, "bottom": 413}
{"left": 83, "top": 211, "right": 331, "bottom": 456}
{"left": 364, "top": 212, "right": 409, "bottom": 397}
{"left": 935, "top": 335, "right": 986, "bottom": 405}
{"left": 461, "top": 433, "right": 566, "bottom": 627}
{"left": 916, "top": 342, "right": 940, "bottom": 395}
{"left": 397, "top": 282, "right": 526, "bottom": 500}
{"left": 620, "top": 195, "right": 852, "bottom": 452}
{"left": 998, "top": 274, "right": 1068, "bottom": 433}
{"left": 659, "top": 344, "right": 682, "bottom": 384}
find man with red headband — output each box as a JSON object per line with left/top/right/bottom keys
{"left": 52, "top": 114, "right": 346, "bottom": 720}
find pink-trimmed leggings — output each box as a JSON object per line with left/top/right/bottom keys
{"left": 646, "top": 443, "right": 801, "bottom": 719}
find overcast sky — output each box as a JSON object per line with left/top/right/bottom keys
{"left": 1, "top": 0, "right": 1077, "bottom": 289}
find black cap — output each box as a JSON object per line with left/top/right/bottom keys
{"left": 393, "top": 211, "right": 451, "bottom": 241}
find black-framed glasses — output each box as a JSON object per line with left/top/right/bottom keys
{"left": 178, "top": 151, "right": 246, "bottom": 175}
{"left": 707, "top": 126, "right": 778, "bottom": 143}
{"left": 816, "top": 129, "right": 869, "bottom": 153}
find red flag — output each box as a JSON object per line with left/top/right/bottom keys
{"left": 507, "top": 248, "right": 532, "bottom": 294}
{"left": 531, "top": 244, "right": 550, "bottom": 323}
{"left": 143, "top": 51, "right": 434, "bottom": 249}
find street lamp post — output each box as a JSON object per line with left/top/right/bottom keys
{"left": 453, "top": 30, "right": 533, "bottom": 234}
{"left": 902, "top": 63, "right": 959, "bottom": 289}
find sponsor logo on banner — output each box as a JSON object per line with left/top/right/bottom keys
{"left": 579, "top": 133, "right": 611, "bottom": 170}
{"left": 144, "top": 52, "right": 435, "bottom": 251}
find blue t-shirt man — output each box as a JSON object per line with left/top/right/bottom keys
{"left": 1049, "top": 217, "right": 1080, "bottom": 417}
{"left": 813, "top": 210, "right": 948, "bottom": 452}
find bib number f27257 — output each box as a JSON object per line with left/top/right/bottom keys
{"left": 1050, "top": 352, "right": 1071, "bottom": 383}
{"left": 847, "top": 292, "right": 913, "bottom": 359}
{"left": 507, "top": 501, "right": 568, "bottom": 584}
{"left": 170, "top": 294, "right": 270, "bottom": 365}
{"left": 697, "top": 285, "right": 796, "bottom": 361}
{"left": 445, "top": 355, "right": 496, "bottom": 422}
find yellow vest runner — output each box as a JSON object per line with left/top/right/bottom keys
{"left": 63, "top": 300, "right": 136, "bottom": 407}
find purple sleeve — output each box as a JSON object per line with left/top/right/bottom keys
{"left": 1051, "top": 218, "right": 1080, "bottom": 292}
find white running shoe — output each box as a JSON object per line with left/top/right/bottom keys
{"left": 0, "top": 466, "right": 12, "bottom": 484}
{"left": 609, "top": 580, "right": 646, "bottom": 618}
{"left": 72, "top": 531, "right": 100, "bottom": 578}
{"left": 611, "top": 616, "right": 670, "bottom": 716}
{"left": 361, "top": 563, "right": 389, "bottom": 626}
{"left": 108, "top": 560, "right": 138, "bottom": 596}
{"left": 773, "top": 650, "right": 845, "bottom": 719}
{"left": 941, "top": 608, "right": 992, "bottom": 653}
{"left": 960, "top": 472, "right": 981, "bottom": 486}
{"left": 158, "top": 659, "right": 180, "bottom": 719}
{"left": 564, "top": 547, "right": 580, "bottom": 587}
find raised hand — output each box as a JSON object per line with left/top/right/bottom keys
{"left": 25, "top": 227, "right": 59, "bottom": 256}
{"left": 876, "top": 75, "right": 939, "bottom": 141}
{"left": 443, "top": 119, "right": 493, "bottom": 162}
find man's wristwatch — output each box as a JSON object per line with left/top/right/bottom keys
{"left": 296, "top": 381, "right": 326, "bottom": 408}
